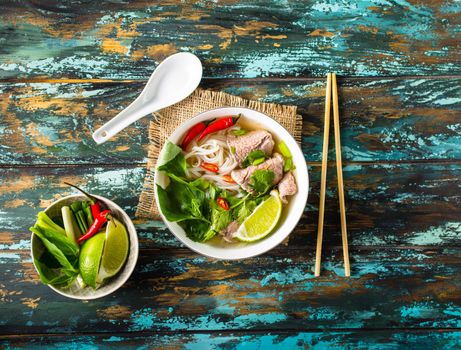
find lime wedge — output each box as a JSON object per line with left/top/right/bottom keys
{"left": 79, "top": 232, "right": 105, "bottom": 288}
{"left": 234, "top": 190, "right": 282, "bottom": 242}
{"left": 97, "top": 218, "right": 129, "bottom": 283}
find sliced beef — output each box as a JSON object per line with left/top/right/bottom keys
{"left": 220, "top": 221, "right": 240, "bottom": 242}
{"left": 278, "top": 171, "right": 297, "bottom": 204}
{"left": 231, "top": 153, "right": 284, "bottom": 193}
{"left": 227, "top": 130, "right": 274, "bottom": 164}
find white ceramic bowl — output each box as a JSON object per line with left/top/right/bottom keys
{"left": 154, "top": 107, "right": 309, "bottom": 260}
{"left": 30, "top": 194, "right": 139, "bottom": 299}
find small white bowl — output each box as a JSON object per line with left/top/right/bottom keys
{"left": 30, "top": 194, "right": 139, "bottom": 300}
{"left": 154, "top": 107, "right": 309, "bottom": 260}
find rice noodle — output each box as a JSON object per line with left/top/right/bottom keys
{"left": 184, "top": 129, "right": 240, "bottom": 193}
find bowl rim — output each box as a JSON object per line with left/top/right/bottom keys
{"left": 30, "top": 193, "right": 139, "bottom": 300}
{"left": 154, "top": 106, "right": 309, "bottom": 260}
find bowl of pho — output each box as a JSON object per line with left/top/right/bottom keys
{"left": 154, "top": 107, "right": 308, "bottom": 259}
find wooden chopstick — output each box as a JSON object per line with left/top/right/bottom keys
{"left": 331, "top": 73, "right": 350, "bottom": 277}
{"left": 314, "top": 73, "right": 332, "bottom": 277}
{"left": 315, "top": 73, "right": 350, "bottom": 277}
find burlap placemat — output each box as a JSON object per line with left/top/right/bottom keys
{"left": 136, "top": 88, "right": 302, "bottom": 219}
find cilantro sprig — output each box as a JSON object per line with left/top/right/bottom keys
{"left": 249, "top": 169, "right": 275, "bottom": 194}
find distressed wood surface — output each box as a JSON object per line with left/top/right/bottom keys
{"left": 1, "top": 77, "right": 460, "bottom": 165}
{"left": 0, "top": 1, "right": 460, "bottom": 80}
{"left": 1, "top": 248, "right": 460, "bottom": 334}
{"left": 2, "top": 331, "right": 461, "bottom": 350}
{"left": 1, "top": 162, "right": 461, "bottom": 251}
{"left": 1, "top": 0, "right": 461, "bottom": 348}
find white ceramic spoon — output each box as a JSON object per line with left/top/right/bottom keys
{"left": 93, "top": 52, "right": 202, "bottom": 144}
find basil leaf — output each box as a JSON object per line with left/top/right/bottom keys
{"left": 157, "top": 179, "right": 207, "bottom": 223}
{"left": 158, "top": 141, "right": 187, "bottom": 177}
{"left": 31, "top": 216, "right": 79, "bottom": 260}
{"left": 34, "top": 257, "right": 78, "bottom": 286}
{"left": 52, "top": 215, "right": 64, "bottom": 229}
{"left": 179, "top": 219, "right": 216, "bottom": 242}
{"left": 36, "top": 211, "right": 66, "bottom": 236}
{"left": 189, "top": 177, "right": 211, "bottom": 191}
{"left": 31, "top": 227, "right": 78, "bottom": 273}
{"left": 38, "top": 249, "right": 62, "bottom": 269}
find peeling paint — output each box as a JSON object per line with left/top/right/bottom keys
{"left": 0, "top": 1, "right": 459, "bottom": 79}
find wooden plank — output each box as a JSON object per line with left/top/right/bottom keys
{"left": 1, "top": 330, "right": 461, "bottom": 349}
{"left": 0, "top": 82, "right": 149, "bottom": 165}
{"left": 1, "top": 78, "right": 460, "bottom": 165}
{"left": 0, "top": 247, "right": 460, "bottom": 333}
{"left": 0, "top": 1, "right": 459, "bottom": 79}
{"left": 1, "top": 162, "right": 461, "bottom": 251}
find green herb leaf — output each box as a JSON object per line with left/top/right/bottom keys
{"left": 52, "top": 215, "right": 64, "bottom": 228}
{"left": 210, "top": 203, "right": 233, "bottom": 233}
{"left": 33, "top": 213, "right": 80, "bottom": 259}
{"left": 157, "top": 141, "right": 187, "bottom": 177}
{"left": 36, "top": 211, "right": 66, "bottom": 236}
{"left": 32, "top": 211, "right": 80, "bottom": 287}
{"left": 217, "top": 189, "right": 241, "bottom": 207}
{"left": 183, "top": 199, "right": 233, "bottom": 242}
{"left": 249, "top": 169, "right": 275, "bottom": 194}
{"left": 208, "top": 183, "right": 218, "bottom": 200}
{"left": 179, "top": 219, "right": 216, "bottom": 242}
{"left": 33, "top": 257, "right": 78, "bottom": 286}
{"left": 241, "top": 150, "right": 267, "bottom": 168}
{"left": 189, "top": 177, "right": 211, "bottom": 191}
{"left": 235, "top": 199, "right": 257, "bottom": 223}
{"left": 156, "top": 178, "right": 207, "bottom": 223}
{"left": 231, "top": 146, "right": 236, "bottom": 154}
{"left": 38, "top": 249, "right": 62, "bottom": 269}
{"left": 31, "top": 226, "right": 79, "bottom": 273}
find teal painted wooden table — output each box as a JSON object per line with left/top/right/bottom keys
{"left": 1, "top": 1, "right": 460, "bottom": 349}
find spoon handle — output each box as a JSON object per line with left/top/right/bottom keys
{"left": 92, "top": 100, "right": 156, "bottom": 144}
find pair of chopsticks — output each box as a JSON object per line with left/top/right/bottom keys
{"left": 315, "top": 73, "right": 350, "bottom": 277}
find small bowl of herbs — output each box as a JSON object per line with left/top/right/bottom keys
{"left": 30, "top": 183, "right": 138, "bottom": 300}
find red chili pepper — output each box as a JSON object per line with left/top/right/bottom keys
{"left": 91, "top": 201, "right": 101, "bottom": 218}
{"left": 217, "top": 197, "right": 230, "bottom": 211}
{"left": 181, "top": 122, "right": 206, "bottom": 150}
{"left": 64, "top": 182, "right": 101, "bottom": 219}
{"left": 200, "top": 162, "right": 219, "bottom": 173}
{"left": 78, "top": 210, "right": 111, "bottom": 244}
{"left": 181, "top": 119, "right": 216, "bottom": 150}
{"left": 222, "top": 174, "right": 235, "bottom": 184}
{"left": 197, "top": 115, "right": 240, "bottom": 141}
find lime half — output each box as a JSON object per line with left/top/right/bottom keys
{"left": 234, "top": 190, "right": 282, "bottom": 242}
{"left": 97, "top": 218, "right": 129, "bottom": 283}
{"left": 79, "top": 232, "right": 105, "bottom": 288}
